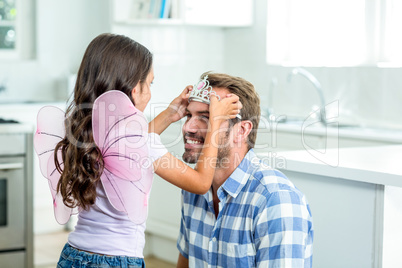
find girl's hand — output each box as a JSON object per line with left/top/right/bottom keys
{"left": 166, "top": 85, "right": 192, "bottom": 123}
{"left": 209, "top": 94, "right": 242, "bottom": 126}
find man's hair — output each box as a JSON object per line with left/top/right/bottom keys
{"left": 201, "top": 72, "right": 260, "bottom": 150}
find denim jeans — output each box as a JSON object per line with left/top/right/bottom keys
{"left": 57, "top": 243, "right": 145, "bottom": 268}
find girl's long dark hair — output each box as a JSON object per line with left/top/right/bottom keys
{"left": 54, "top": 33, "right": 153, "bottom": 210}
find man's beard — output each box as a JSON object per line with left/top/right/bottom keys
{"left": 182, "top": 129, "right": 231, "bottom": 169}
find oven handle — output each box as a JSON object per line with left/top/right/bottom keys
{"left": 0, "top": 162, "right": 24, "bottom": 171}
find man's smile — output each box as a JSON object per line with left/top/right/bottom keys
{"left": 184, "top": 135, "right": 204, "bottom": 149}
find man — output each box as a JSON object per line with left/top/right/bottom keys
{"left": 176, "top": 72, "right": 314, "bottom": 267}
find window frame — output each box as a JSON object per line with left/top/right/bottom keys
{"left": 0, "top": 0, "right": 35, "bottom": 60}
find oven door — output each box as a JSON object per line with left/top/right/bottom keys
{"left": 0, "top": 157, "right": 25, "bottom": 250}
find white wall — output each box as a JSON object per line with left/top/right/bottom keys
{"left": 111, "top": 24, "right": 226, "bottom": 115}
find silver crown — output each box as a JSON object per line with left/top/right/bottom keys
{"left": 188, "top": 75, "right": 220, "bottom": 104}
{"left": 188, "top": 75, "right": 242, "bottom": 119}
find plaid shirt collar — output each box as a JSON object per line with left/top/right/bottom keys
{"left": 204, "top": 149, "right": 257, "bottom": 202}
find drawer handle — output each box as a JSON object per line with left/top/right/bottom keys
{"left": 0, "top": 163, "right": 24, "bottom": 170}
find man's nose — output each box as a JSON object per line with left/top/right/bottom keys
{"left": 182, "top": 117, "right": 198, "bottom": 133}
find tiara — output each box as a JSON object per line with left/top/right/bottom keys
{"left": 188, "top": 75, "right": 220, "bottom": 104}
{"left": 188, "top": 75, "right": 242, "bottom": 119}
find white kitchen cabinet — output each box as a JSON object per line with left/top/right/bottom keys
{"left": 111, "top": 0, "right": 253, "bottom": 27}
{"left": 281, "top": 170, "right": 381, "bottom": 268}
{"left": 265, "top": 146, "right": 402, "bottom": 267}
{"left": 0, "top": 0, "right": 35, "bottom": 60}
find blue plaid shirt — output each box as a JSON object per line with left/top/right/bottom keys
{"left": 177, "top": 149, "right": 313, "bottom": 267}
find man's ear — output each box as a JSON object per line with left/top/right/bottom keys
{"left": 233, "top": 120, "right": 253, "bottom": 144}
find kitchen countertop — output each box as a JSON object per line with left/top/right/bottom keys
{"left": 258, "top": 145, "right": 402, "bottom": 187}
{"left": 0, "top": 123, "right": 35, "bottom": 134}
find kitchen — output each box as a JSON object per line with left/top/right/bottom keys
{"left": 0, "top": 0, "right": 402, "bottom": 267}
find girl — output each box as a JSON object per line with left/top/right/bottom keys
{"left": 34, "top": 33, "right": 241, "bottom": 267}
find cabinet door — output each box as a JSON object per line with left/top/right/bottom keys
{"left": 284, "top": 170, "right": 381, "bottom": 268}
{"left": 0, "top": 252, "right": 25, "bottom": 268}
{"left": 0, "top": 158, "right": 25, "bottom": 250}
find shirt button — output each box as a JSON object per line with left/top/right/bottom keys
{"left": 212, "top": 237, "right": 217, "bottom": 242}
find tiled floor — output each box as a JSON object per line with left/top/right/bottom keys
{"left": 34, "top": 231, "right": 175, "bottom": 268}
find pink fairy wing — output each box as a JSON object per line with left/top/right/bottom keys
{"left": 92, "top": 90, "right": 153, "bottom": 224}
{"left": 51, "top": 181, "right": 75, "bottom": 225}
{"left": 101, "top": 168, "right": 152, "bottom": 224}
{"left": 34, "top": 106, "right": 75, "bottom": 225}
{"left": 34, "top": 106, "right": 64, "bottom": 189}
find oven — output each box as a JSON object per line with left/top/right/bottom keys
{"left": 0, "top": 131, "right": 33, "bottom": 268}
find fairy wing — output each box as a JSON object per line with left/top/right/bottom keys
{"left": 92, "top": 90, "right": 153, "bottom": 224}
{"left": 34, "top": 106, "right": 76, "bottom": 225}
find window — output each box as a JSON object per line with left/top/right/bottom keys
{"left": 379, "top": 0, "right": 402, "bottom": 66}
{"left": 266, "top": 0, "right": 402, "bottom": 67}
{"left": 0, "top": 0, "right": 16, "bottom": 49}
{"left": 0, "top": 0, "right": 34, "bottom": 59}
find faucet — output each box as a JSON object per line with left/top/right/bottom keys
{"left": 0, "top": 78, "right": 6, "bottom": 93}
{"left": 266, "top": 77, "right": 278, "bottom": 121}
{"left": 287, "top": 67, "right": 327, "bottom": 125}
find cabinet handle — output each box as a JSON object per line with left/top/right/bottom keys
{"left": 0, "top": 162, "right": 24, "bottom": 171}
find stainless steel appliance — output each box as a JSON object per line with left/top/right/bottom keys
{"left": 0, "top": 129, "right": 33, "bottom": 268}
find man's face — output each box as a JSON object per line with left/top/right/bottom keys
{"left": 182, "top": 89, "right": 232, "bottom": 165}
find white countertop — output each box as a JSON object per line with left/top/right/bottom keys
{"left": 0, "top": 123, "right": 34, "bottom": 134}
{"left": 259, "top": 145, "right": 402, "bottom": 187}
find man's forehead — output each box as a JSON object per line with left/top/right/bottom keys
{"left": 187, "top": 101, "right": 209, "bottom": 113}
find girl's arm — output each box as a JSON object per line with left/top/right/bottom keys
{"left": 153, "top": 94, "right": 241, "bottom": 194}
{"left": 148, "top": 86, "right": 192, "bottom": 135}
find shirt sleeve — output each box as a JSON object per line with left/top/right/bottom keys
{"left": 254, "top": 190, "right": 313, "bottom": 267}
{"left": 177, "top": 191, "right": 190, "bottom": 259}
{"left": 147, "top": 132, "right": 168, "bottom": 162}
